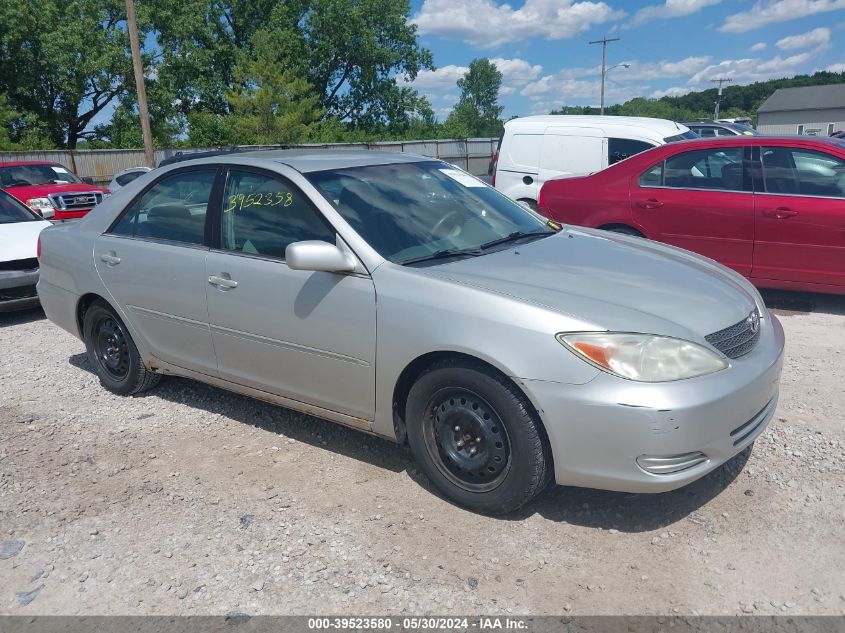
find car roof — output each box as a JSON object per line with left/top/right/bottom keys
{"left": 166, "top": 149, "right": 433, "bottom": 173}
{"left": 504, "top": 115, "right": 688, "bottom": 135}
{"left": 668, "top": 135, "right": 845, "bottom": 148}
{"left": 0, "top": 160, "right": 65, "bottom": 167}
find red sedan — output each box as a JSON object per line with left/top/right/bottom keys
{"left": 538, "top": 136, "right": 845, "bottom": 295}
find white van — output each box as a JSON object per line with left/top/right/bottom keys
{"left": 491, "top": 116, "right": 696, "bottom": 207}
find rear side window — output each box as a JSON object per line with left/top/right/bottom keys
{"left": 609, "top": 138, "right": 655, "bottom": 165}
{"left": 110, "top": 168, "right": 216, "bottom": 245}
{"left": 663, "top": 147, "right": 746, "bottom": 191}
{"left": 639, "top": 163, "right": 664, "bottom": 187}
{"left": 221, "top": 170, "right": 335, "bottom": 259}
{"left": 115, "top": 171, "right": 145, "bottom": 187}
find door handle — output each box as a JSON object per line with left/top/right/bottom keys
{"left": 763, "top": 207, "right": 798, "bottom": 220}
{"left": 100, "top": 252, "right": 121, "bottom": 266}
{"left": 636, "top": 198, "right": 663, "bottom": 209}
{"left": 208, "top": 275, "right": 238, "bottom": 290}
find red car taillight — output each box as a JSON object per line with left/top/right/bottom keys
{"left": 537, "top": 183, "right": 547, "bottom": 211}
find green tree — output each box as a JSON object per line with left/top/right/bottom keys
{"left": 226, "top": 31, "right": 323, "bottom": 144}
{"left": 446, "top": 58, "right": 503, "bottom": 137}
{"left": 0, "top": 0, "right": 135, "bottom": 148}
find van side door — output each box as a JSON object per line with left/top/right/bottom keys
{"left": 537, "top": 126, "right": 606, "bottom": 188}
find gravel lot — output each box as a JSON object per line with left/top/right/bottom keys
{"left": 1, "top": 290, "right": 844, "bottom": 616}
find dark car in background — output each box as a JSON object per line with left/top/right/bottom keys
{"left": 684, "top": 121, "right": 759, "bottom": 137}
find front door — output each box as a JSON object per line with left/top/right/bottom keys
{"left": 204, "top": 167, "right": 377, "bottom": 421}
{"left": 632, "top": 145, "right": 754, "bottom": 276}
{"left": 752, "top": 145, "right": 845, "bottom": 289}
{"left": 94, "top": 166, "right": 220, "bottom": 375}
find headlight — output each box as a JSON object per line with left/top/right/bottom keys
{"left": 25, "top": 197, "right": 56, "bottom": 218}
{"left": 557, "top": 332, "right": 728, "bottom": 382}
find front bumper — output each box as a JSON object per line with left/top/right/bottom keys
{"left": 522, "top": 314, "right": 785, "bottom": 493}
{"left": 0, "top": 268, "right": 40, "bottom": 312}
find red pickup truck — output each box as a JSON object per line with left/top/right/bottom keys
{"left": 0, "top": 161, "right": 110, "bottom": 220}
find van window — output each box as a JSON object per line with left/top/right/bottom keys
{"left": 505, "top": 134, "right": 541, "bottom": 170}
{"left": 608, "top": 138, "right": 655, "bottom": 165}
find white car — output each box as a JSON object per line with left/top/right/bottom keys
{"left": 108, "top": 166, "right": 152, "bottom": 192}
{"left": 490, "top": 115, "right": 697, "bottom": 208}
{"left": 0, "top": 189, "right": 51, "bottom": 311}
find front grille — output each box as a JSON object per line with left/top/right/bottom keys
{"left": 48, "top": 191, "right": 103, "bottom": 211}
{"left": 705, "top": 310, "right": 761, "bottom": 358}
{"left": 0, "top": 258, "right": 38, "bottom": 272}
{"left": 0, "top": 284, "right": 37, "bottom": 301}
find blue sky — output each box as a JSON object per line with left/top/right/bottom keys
{"left": 404, "top": 0, "right": 845, "bottom": 118}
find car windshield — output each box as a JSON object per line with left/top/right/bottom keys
{"left": 665, "top": 130, "right": 699, "bottom": 143}
{"left": 0, "top": 163, "right": 81, "bottom": 187}
{"left": 726, "top": 123, "right": 758, "bottom": 135}
{"left": 0, "top": 191, "right": 40, "bottom": 224}
{"left": 307, "top": 160, "right": 554, "bottom": 265}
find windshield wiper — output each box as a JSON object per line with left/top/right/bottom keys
{"left": 399, "top": 247, "right": 483, "bottom": 265}
{"left": 477, "top": 229, "right": 556, "bottom": 251}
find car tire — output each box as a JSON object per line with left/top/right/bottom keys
{"left": 605, "top": 225, "right": 644, "bottom": 238}
{"left": 405, "top": 359, "right": 552, "bottom": 514}
{"left": 83, "top": 301, "right": 161, "bottom": 395}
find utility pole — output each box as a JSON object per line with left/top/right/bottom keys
{"left": 589, "top": 37, "right": 619, "bottom": 115}
{"left": 126, "top": 0, "right": 155, "bottom": 168}
{"left": 711, "top": 77, "right": 732, "bottom": 120}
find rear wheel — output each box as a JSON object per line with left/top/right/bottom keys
{"left": 406, "top": 360, "right": 551, "bottom": 514}
{"left": 83, "top": 301, "right": 160, "bottom": 395}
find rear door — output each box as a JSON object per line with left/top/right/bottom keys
{"left": 94, "top": 166, "right": 221, "bottom": 375}
{"left": 752, "top": 144, "right": 845, "bottom": 288}
{"left": 537, "top": 127, "right": 606, "bottom": 188}
{"left": 631, "top": 145, "right": 754, "bottom": 275}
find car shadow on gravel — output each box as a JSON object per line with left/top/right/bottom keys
{"left": 761, "top": 289, "right": 845, "bottom": 317}
{"left": 69, "top": 351, "right": 750, "bottom": 530}
{"left": 517, "top": 447, "right": 751, "bottom": 531}
{"left": 0, "top": 306, "right": 45, "bottom": 327}
{"left": 68, "top": 353, "right": 411, "bottom": 475}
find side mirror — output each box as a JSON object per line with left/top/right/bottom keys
{"left": 81, "top": 176, "right": 95, "bottom": 184}
{"left": 285, "top": 240, "right": 356, "bottom": 273}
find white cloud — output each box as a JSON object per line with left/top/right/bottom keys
{"left": 687, "top": 51, "right": 815, "bottom": 85}
{"left": 402, "top": 58, "right": 543, "bottom": 107}
{"left": 827, "top": 62, "right": 845, "bottom": 72}
{"left": 776, "top": 27, "right": 831, "bottom": 50}
{"left": 650, "top": 86, "right": 693, "bottom": 98}
{"left": 631, "top": 0, "right": 722, "bottom": 26}
{"left": 750, "top": 42, "right": 767, "bottom": 51}
{"left": 719, "top": 0, "right": 845, "bottom": 33}
{"left": 412, "top": 0, "right": 624, "bottom": 48}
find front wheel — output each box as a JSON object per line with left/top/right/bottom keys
{"left": 83, "top": 301, "right": 161, "bottom": 395}
{"left": 406, "top": 361, "right": 552, "bottom": 514}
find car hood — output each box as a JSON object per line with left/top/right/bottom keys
{"left": 417, "top": 228, "right": 760, "bottom": 341}
{"left": 0, "top": 220, "right": 51, "bottom": 262}
{"left": 4, "top": 182, "right": 110, "bottom": 201}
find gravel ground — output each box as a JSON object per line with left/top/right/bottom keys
{"left": 1, "top": 290, "right": 844, "bottom": 616}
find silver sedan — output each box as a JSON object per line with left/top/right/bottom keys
{"left": 37, "top": 151, "right": 784, "bottom": 514}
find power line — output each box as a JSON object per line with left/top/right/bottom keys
{"left": 711, "top": 77, "right": 733, "bottom": 120}
{"left": 589, "top": 37, "right": 620, "bottom": 115}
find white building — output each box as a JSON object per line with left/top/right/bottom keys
{"left": 757, "top": 84, "right": 845, "bottom": 136}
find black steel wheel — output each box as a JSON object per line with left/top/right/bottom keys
{"left": 93, "top": 315, "right": 131, "bottom": 381}
{"left": 424, "top": 388, "right": 512, "bottom": 493}
{"left": 406, "top": 360, "right": 552, "bottom": 514}
{"left": 83, "top": 300, "right": 161, "bottom": 395}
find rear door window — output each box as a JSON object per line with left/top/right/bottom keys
{"left": 663, "top": 147, "right": 746, "bottom": 191}
{"left": 110, "top": 168, "right": 216, "bottom": 245}
{"left": 608, "top": 138, "right": 655, "bottom": 165}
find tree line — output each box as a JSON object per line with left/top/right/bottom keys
{"left": 553, "top": 70, "right": 845, "bottom": 123}
{"left": 0, "top": 0, "right": 506, "bottom": 150}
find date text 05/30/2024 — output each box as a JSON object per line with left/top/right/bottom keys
{"left": 307, "top": 617, "right": 529, "bottom": 630}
